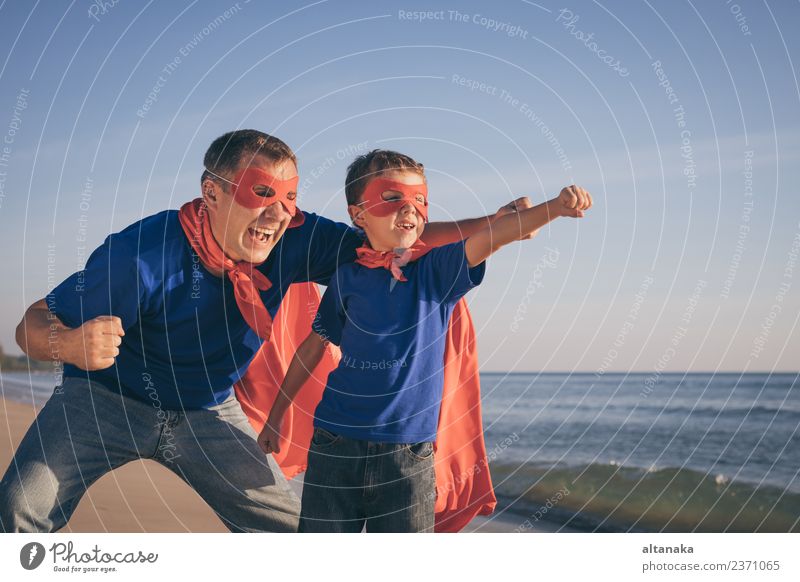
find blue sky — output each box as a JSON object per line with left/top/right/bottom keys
{"left": 0, "top": 0, "right": 797, "bottom": 372}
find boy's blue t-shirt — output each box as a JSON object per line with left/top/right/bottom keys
{"left": 48, "top": 209, "right": 361, "bottom": 410}
{"left": 311, "top": 240, "right": 485, "bottom": 443}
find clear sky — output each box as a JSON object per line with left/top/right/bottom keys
{"left": 0, "top": 0, "right": 797, "bottom": 372}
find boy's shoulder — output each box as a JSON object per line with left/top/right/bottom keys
{"left": 422, "top": 240, "right": 466, "bottom": 257}
{"left": 416, "top": 240, "right": 468, "bottom": 267}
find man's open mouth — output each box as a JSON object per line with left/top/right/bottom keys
{"left": 247, "top": 226, "right": 277, "bottom": 245}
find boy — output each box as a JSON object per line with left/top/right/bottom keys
{"left": 258, "top": 150, "right": 592, "bottom": 532}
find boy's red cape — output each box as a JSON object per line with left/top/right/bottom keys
{"left": 234, "top": 282, "right": 497, "bottom": 532}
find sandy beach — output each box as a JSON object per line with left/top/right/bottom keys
{"left": 0, "top": 396, "right": 228, "bottom": 532}
{"left": 0, "top": 396, "right": 547, "bottom": 533}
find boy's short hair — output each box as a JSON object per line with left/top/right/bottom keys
{"left": 201, "top": 129, "right": 297, "bottom": 186}
{"left": 345, "top": 149, "right": 425, "bottom": 206}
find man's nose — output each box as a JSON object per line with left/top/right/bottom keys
{"left": 260, "top": 201, "right": 291, "bottom": 221}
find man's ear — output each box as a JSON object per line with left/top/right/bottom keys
{"left": 348, "top": 204, "right": 366, "bottom": 228}
{"left": 202, "top": 178, "right": 221, "bottom": 208}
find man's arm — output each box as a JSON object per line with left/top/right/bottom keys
{"left": 465, "top": 185, "right": 592, "bottom": 267}
{"left": 420, "top": 196, "right": 536, "bottom": 246}
{"left": 257, "top": 331, "right": 327, "bottom": 455}
{"left": 16, "top": 299, "right": 125, "bottom": 371}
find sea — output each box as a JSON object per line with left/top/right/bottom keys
{"left": 480, "top": 372, "right": 799, "bottom": 532}
{"left": 2, "top": 370, "right": 798, "bottom": 532}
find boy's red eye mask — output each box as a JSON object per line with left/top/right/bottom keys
{"left": 207, "top": 166, "right": 305, "bottom": 227}
{"left": 358, "top": 177, "right": 429, "bottom": 222}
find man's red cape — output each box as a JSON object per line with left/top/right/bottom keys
{"left": 233, "top": 283, "right": 496, "bottom": 532}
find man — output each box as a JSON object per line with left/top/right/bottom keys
{"left": 0, "top": 129, "right": 529, "bottom": 532}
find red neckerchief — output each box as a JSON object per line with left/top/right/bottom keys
{"left": 178, "top": 198, "right": 274, "bottom": 340}
{"left": 354, "top": 240, "right": 431, "bottom": 282}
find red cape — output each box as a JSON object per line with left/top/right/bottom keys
{"left": 234, "top": 282, "right": 496, "bottom": 532}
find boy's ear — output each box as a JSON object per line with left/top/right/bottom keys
{"left": 348, "top": 204, "right": 367, "bottom": 228}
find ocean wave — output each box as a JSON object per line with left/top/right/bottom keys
{"left": 488, "top": 460, "right": 800, "bottom": 532}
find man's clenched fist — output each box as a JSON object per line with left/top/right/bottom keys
{"left": 63, "top": 315, "right": 125, "bottom": 371}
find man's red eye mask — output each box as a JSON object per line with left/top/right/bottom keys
{"left": 209, "top": 166, "right": 305, "bottom": 227}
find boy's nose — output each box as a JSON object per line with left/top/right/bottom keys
{"left": 400, "top": 202, "right": 416, "bottom": 216}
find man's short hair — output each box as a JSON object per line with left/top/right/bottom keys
{"left": 344, "top": 149, "right": 425, "bottom": 206}
{"left": 201, "top": 129, "right": 297, "bottom": 186}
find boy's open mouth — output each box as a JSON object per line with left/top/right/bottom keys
{"left": 247, "top": 225, "right": 277, "bottom": 245}
{"left": 395, "top": 221, "right": 416, "bottom": 231}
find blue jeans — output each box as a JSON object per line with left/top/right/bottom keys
{"left": 299, "top": 427, "right": 436, "bottom": 532}
{"left": 0, "top": 377, "right": 300, "bottom": 532}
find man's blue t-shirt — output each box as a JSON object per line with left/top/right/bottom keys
{"left": 47, "top": 209, "right": 361, "bottom": 410}
{"left": 311, "top": 241, "right": 485, "bottom": 443}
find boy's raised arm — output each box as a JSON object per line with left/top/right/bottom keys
{"left": 421, "top": 196, "right": 537, "bottom": 246}
{"left": 465, "top": 185, "right": 592, "bottom": 267}
{"left": 257, "top": 330, "right": 327, "bottom": 455}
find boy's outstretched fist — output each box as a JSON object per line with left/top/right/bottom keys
{"left": 555, "top": 184, "right": 593, "bottom": 218}
{"left": 465, "top": 183, "right": 593, "bottom": 266}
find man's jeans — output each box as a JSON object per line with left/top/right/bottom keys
{"left": 0, "top": 377, "right": 300, "bottom": 532}
{"left": 299, "top": 427, "right": 436, "bottom": 532}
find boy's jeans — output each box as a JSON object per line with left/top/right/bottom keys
{"left": 299, "top": 427, "right": 436, "bottom": 532}
{"left": 0, "top": 377, "right": 300, "bottom": 532}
